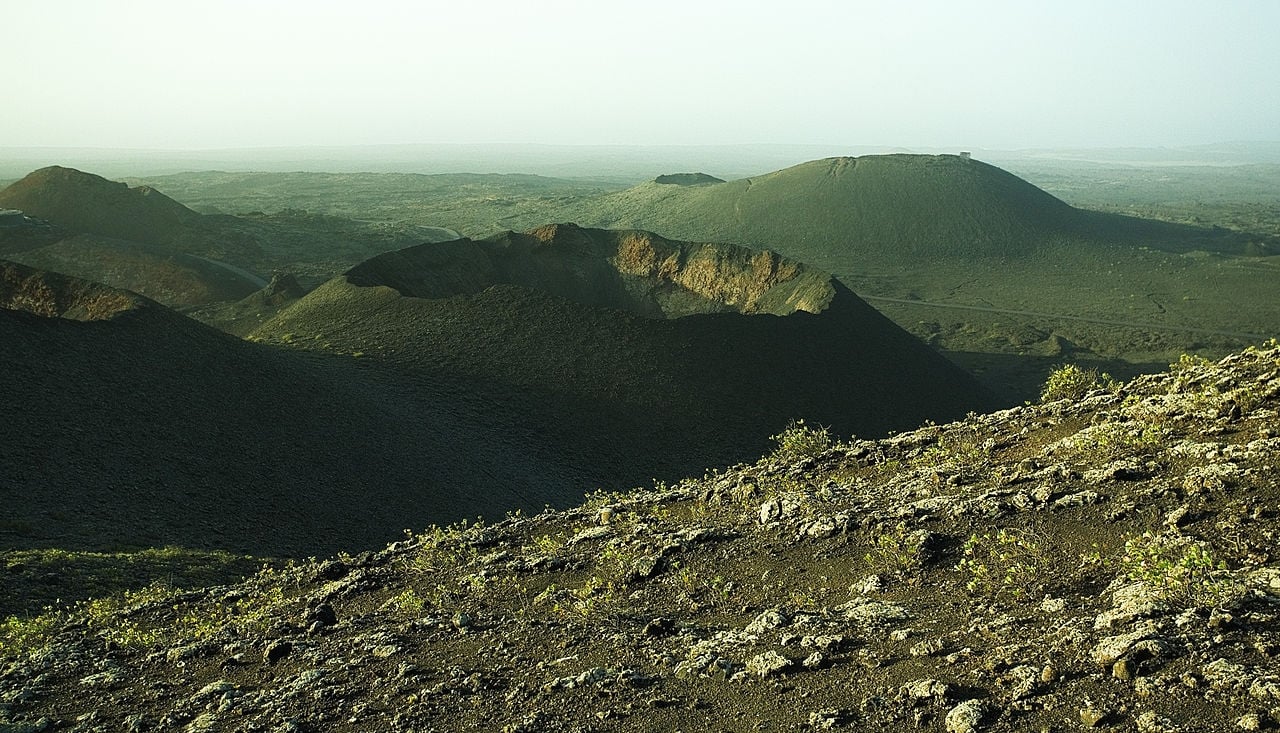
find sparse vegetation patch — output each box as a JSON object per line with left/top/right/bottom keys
{"left": 957, "top": 527, "right": 1052, "bottom": 602}
{"left": 1040, "top": 363, "right": 1119, "bottom": 402}
{"left": 2, "top": 344, "right": 1280, "bottom": 730}
{"left": 1117, "top": 531, "right": 1245, "bottom": 607}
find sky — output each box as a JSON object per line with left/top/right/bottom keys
{"left": 4, "top": 0, "right": 1278, "bottom": 151}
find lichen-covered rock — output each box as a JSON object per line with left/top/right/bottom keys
{"left": 746, "top": 650, "right": 793, "bottom": 678}
{"left": 5, "top": 342, "right": 1280, "bottom": 733}
{"left": 745, "top": 608, "right": 790, "bottom": 635}
{"left": 839, "top": 599, "right": 912, "bottom": 627}
{"left": 903, "top": 678, "right": 952, "bottom": 701}
{"left": 1092, "top": 626, "right": 1165, "bottom": 666}
{"left": 945, "top": 699, "right": 988, "bottom": 733}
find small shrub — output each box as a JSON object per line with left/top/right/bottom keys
{"left": 1063, "top": 421, "right": 1165, "bottom": 461}
{"left": 910, "top": 424, "right": 992, "bottom": 474}
{"left": 669, "top": 562, "right": 734, "bottom": 609}
{"left": 407, "top": 521, "right": 481, "bottom": 574}
{"left": 770, "top": 419, "right": 833, "bottom": 462}
{"left": 382, "top": 588, "right": 426, "bottom": 617}
{"left": 1170, "top": 353, "right": 1212, "bottom": 372}
{"left": 1041, "top": 364, "right": 1118, "bottom": 403}
{"left": 0, "top": 612, "right": 63, "bottom": 658}
{"left": 529, "top": 531, "right": 569, "bottom": 558}
{"left": 787, "top": 584, "right": 831, "bottom": 610}
{"left": 596, "top": 544, "right": 653, "bottom": 585}
{"left": 864, "top": 523, "right": 927, "bottom": 580}
{"left": 535, "top": 576, "right": 621, "bottom": 620}
{"left": 957, "top": 528, "right": 1051, "bottom": 602}
{"left": 3, "top": 577, "right": 296, "bottom": 657}
{"left": 1167, "top": 353, "right": 1214, "bottom": 394}
{"left": 1118, "top": 532, "right": 1243, "bottom": 607}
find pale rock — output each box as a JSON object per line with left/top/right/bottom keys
{"left": 903, "top": 678, "right": 951, "bottom": 701}
{"left": 745, "top": 608, "right": 789, "bottom": 635}
{"left": 1237, "top": 713, "right": 1263, "bottom": 731}
{"left": 746, "top": 650, "right": 792, "bottom": 678}
{"left": 944, "top": 700, "right": 987, "bottom": 733}
{"left": 839, "top": 598, "right": 911, "bottom": 627}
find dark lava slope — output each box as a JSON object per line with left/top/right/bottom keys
{"left": 0, "top": 261, "right": 611, "bottom": 557}
{"left": 252, "top": 224, "right": 998, "bottom": 492}
{"left": 8, "top": 234, "right": 264, "bottom": 306}
{"left": 5, "top": 342, "right": 1279, "bottom": 732}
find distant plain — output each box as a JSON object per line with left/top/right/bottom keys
{"left": 1, "top": 143, "right": 1277, "bottom": 619}
{"left": 96, "top": 148, "right": 1280, "bottom": 402}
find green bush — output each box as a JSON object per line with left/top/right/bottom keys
{"left": 910, "top": 423, "right": 991, "bottom": 474}
{"left": 957, "top": 528, "right": 1051, "bottom": 601}
{"left": 0, "top": 612, "right": 63, "bottom": 658}
{"left": 1041, "top": 364, "right": 1118, "bottom": 402}
{"left": 1118, "top": 532, "right": 1242, "bottom": 607}
{"left": 864, "top": 523, "right": 927, "bottom": 580}
{"left": 769, "top": 419, "right": 833, "bottom": 462}
{"left": 1063, "top": 421, "right": 1164, "bottom": 461}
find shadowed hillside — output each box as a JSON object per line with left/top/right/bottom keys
{"left": 253, "top": 225, "right": 998, "bottom": 483}
{"left": 0, "top": 260, "right": 614, "bottom": 556}
{"left": 5, "top": 341, "right": 1278, "bottom": 731}
{"left": 1, "top": 259, "right": 153, "bottom": 320}
{"left": 1, "top": 240, "right": 993, "bottom": 557}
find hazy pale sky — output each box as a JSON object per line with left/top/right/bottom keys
{"left": 4, "top": 0, "right": 1277, "bottom": 150}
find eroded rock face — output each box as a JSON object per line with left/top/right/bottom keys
{"left": 0, "top": 259, "right": 148, "bottom": 321}
{"left": 604, "top": 227, "right": 833, "bottom": 316}
{"left": 345, "top": 223, "right": 837, "bottom": 319}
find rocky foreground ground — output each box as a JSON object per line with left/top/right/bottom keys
{"left": 3, "top": 344, "right": 1280, "bottom": 732}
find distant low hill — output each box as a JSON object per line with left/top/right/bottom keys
{"left": 559, "top": 154, "right": 1266, "bottom": 274}
{"left": 0, "top": 167, "right": 267, "bottom": 304}
{"left": 653, "top": 172, "right": 725, "bottom": 186}
{"left": 0, "top": 166, "right": 217, "bottom": 251}
{"left": 539, "top": 155, "right": 1277, "bottom": 398}
{"left": 253, "top": 224, "right": 997, "bottom": 490}
{"left": 0, "top": 167, "right": 458, "bottom": 307}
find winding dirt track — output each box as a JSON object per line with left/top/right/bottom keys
{"left": 189, "top": 255, "right": 268, "bottom": 288}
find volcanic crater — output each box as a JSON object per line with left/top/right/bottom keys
{"left": 344, "top": 222, "right": 836, "bottom": 318}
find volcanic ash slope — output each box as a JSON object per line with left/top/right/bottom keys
{"left": 0, "top": 259, "right": 611, "bottom": 556}
{"left": 252, "top": 223, "right": 998, "bottom": 490}
{"left": 5, "top": 342, "right": 1280, "bottom": 731}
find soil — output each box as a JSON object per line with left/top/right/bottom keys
{"left": 3, "top": 344, "right": 1278, "bottom": 732}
